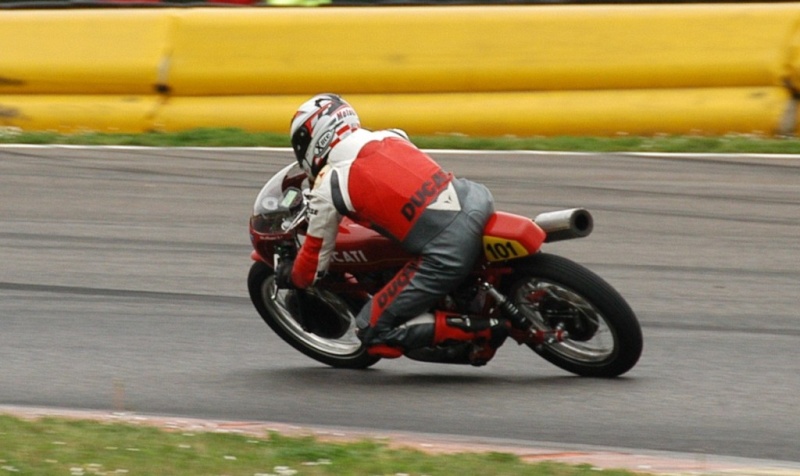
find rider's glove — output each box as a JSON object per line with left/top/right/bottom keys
{"left": 274, "top": 259, "right": 296, "bottom": 289}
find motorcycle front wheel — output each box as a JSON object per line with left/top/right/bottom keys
{"left": 509, "top": 253, "right": 643, "bottom": 377}
{"left": 247, "top": 260, "right": 380, "bottom": 369}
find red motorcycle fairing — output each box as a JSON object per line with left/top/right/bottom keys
{"left": 327, "top": 218, "right": 411, "bottom": 272}
{"left": 249, "top": 215, "right": 410, "bottom": 270}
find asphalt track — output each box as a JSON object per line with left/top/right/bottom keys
{"left": 1, "top": 145, "right": 799, "bottom": 469}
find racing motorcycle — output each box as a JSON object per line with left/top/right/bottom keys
{"left": 248, "top": 163, "right": 643, "bottom": 377}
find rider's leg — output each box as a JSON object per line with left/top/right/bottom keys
{"left": 355, "top": 257, "right": 442, "bottom": 358}
{"left": 357, "top": 179, "right": 496, "bottom": 358}
{"left": 355, "top": 249, "right": 505, "bottom": 359}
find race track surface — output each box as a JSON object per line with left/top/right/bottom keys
{"left": 1, "top": 146, "right": 798, "bottom": 463}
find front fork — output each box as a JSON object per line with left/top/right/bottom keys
{"left": 270, "top": 244, "right": 298, "bottom": 300}
{"left": 479, "top": 280, "right": 569, "bottom": 348}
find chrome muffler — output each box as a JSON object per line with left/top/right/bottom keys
{"left": 534, "top": 208, "right": 593, "bottom": 242}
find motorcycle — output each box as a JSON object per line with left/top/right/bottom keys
{"left": 248, "top": 162, "right": 643, "bottom": 377}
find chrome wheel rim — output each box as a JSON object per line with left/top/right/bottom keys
{"left": 513, "top": 279, "right": 617, "bottom": 363}
{"left": 261, "top": 277, "right": 363, "bottom": 356}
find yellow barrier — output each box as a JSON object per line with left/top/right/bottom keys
{"left": 155, "top": 88, "right": 789, "bottom": 136}
{"left": 2, "top": 5, "right": 800, "bottom": 136}
{"left": 3, "top": 88, "right": 784, "bottom": 136}
{"left": 0, "top": 10, "right": 170, "bottom": 95}
{"left": 169, "top": 4, "right": 799, "bottom": 95}
{"left": 353, "top": 89, "right": 791, "bottom": 137}
{"left": 0, "top": 96, "right": 160, "bottom": 133}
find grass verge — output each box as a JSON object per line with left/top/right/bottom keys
{"left": 0, "top": 415, "right": 639, "bottom": 476}
{"left": 3, "top": 127, "right": 800, "bottom": 153}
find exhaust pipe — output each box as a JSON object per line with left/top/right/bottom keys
{"left": 534, "top": 208, "right": 593, "bottom": 243}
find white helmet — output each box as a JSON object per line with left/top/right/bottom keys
{"left": 289, "top": 94, "right": 360, "bottom": 180}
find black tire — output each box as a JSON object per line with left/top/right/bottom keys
{"left": 247, "top": 261, "right": 380, "bottom": 369}
{"left": 508, "top": 253, "right": 643, "bottom": 377}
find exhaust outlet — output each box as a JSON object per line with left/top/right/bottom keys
{"left": 534, "top": 208, "right": 593, "bottom": 243}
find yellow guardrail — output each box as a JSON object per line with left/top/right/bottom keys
{"left": 167, "top": 5, "right": 796, "bottom": 95}
{"left": 0, "top": 10, "right": 169, "bottom": 95}
{"left": 2, "top": 4, "right": 800, "bottom": 136}
{"left": 0, "top": 95, "right": 160, "bottom": 132}
{"left": 156, "top": 88, "right": 789, "bottom": 137}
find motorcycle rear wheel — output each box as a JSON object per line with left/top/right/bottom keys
{"left": 509, "top": 253, "right": 643, "bottom": 377}
{"left": 248, "top": 261, "right": 380, "bottom": 369}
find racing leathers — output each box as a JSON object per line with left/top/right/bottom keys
{"left": 290, "top": 128, "right": 497, "bottom": 357}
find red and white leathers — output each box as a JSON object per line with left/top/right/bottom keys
{"left": 290, "top": 128, "right": 497, "bottom": 357}
{"left": 291, "top": 128, "right": 451, "bottom": 288}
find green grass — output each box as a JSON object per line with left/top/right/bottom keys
{"left": 3, "top": 127, "right": 800, "bottom": 153}
{"left": 0, "top": 415, "right": 638, "bottom": 476}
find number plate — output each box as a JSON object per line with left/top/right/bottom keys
{"left": 482, "top": 236, "right": 530, "bottom": 262}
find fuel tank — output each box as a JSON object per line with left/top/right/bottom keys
{"left": 328, "top": 218, "right": 411, "bottom": 272}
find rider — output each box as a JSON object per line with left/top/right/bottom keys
{"left": 281, "top": 93, "right": 508, "bottom": 365}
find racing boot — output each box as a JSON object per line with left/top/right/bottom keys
{"left": 357, "top": 326, "right": 404, "bottom": 359}
{"left": 357, "top": 313, "right": 438, "bottom": 359}
{"left": 432, "top": 311, "right": 509, "bottom": 366}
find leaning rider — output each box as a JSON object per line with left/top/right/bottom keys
{"left": 278, "top": 93, "right": 507, "bottom": 365}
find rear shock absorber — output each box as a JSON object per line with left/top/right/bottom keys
{"left": 479, "top": 281, "right": 528, "bottom": 329}
{"left": 480, "top": 281, "right": 569, "bottom": 346}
